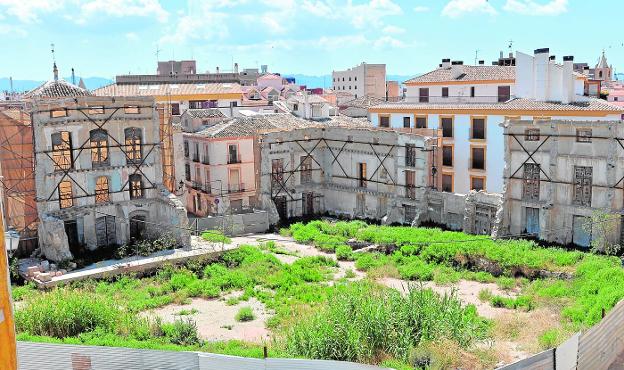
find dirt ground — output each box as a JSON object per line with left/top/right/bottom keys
{"left": 143, "top": 295, "right": 271, "bottom": 343}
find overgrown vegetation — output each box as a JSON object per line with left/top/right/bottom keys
{"left": 201, "top": 230, "right": 232, "bottom": 244}
{"left": 114, "top": 234, "right": 179, "bottom": 259}
{"left": 235, "top": 307, "right": 255, "bottom": 322}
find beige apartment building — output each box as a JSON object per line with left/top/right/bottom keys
{"left": 332, "top": 63, "right": 386, "bottom": 99}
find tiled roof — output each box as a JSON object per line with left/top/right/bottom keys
{"left": 370, "top": 98, "right": 624, "bottom": 112}
{"left": 192, "top": 113, "right": 371, "bottom": 138}
{"left": 340, "top": 95, "right": 386, "bottom": 109}
{"left": 92, "top": 82, "right": 243, "bottom": 97}
{"left": 24, "top": 79, "right": 91, "bottom": 99}
{"left": 288, "top": 94, "right": 328, "bottom": 104}
{"left": 184, "top": 109, "right": 226, "bottom": 119}
{"left": 404, "top": 65, "right": 515, "bottom": 84}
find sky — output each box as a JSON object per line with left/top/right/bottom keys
{"left": 1, "top": 0, "right": 623, "bottom": 81}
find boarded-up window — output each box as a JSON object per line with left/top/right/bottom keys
{"left": 88, "top": 106, "right": 105, "bottom": 114}
{"left": 379, "top": 116, "right": 390, "bottom": 128}
{"left": 272, "top": 159, "right": 284, "bottom": 187}
{"left": 415, "top": 117, "right": 427, "bottom": 129}
{"left": 405, "top": 144, "right": 416, "bottom": 167}
{"left": 129, "top": 174, "right": 143, "bottom": 199}
{"left": 419, "top": 88, "right": 429, "bottom": 103}
{"left": 576, "top": 129, "right": 592, "bottom": 143}
{"left": 525, "top": 207, "right": 540, "bottom": 235}
{"left": 51, "top": 131, "right": 73, "bottom": 170}
{"left": 471, "top": 147, "right": 485, "bottom": 170}
{"left": 573, "top": 215, "right": 591, "bottom": 247}
{"left": 442, "top": 146, "right": 453, "bottom": 167}
{"left": 523, "top": 163, "right": 540, "bottom": 201}
{"left": 471, "top": 118, "right": 485, "bottom": 140}
{"left": 525, "top": 129, "right": 540, "bottom": 141}
{"left": 405, "top": 170, "right": 416, "bottom": 199}
{"left": 442, "top": 174, "right": 453, "bottom": 192}
{"left": 300, "top": 156, "right": 312, "bottom": 183}
{"left": 441, "top": 117, "right": 453, "bottom": 138}
{"left": 124, "top": 105, "right": 140, "bottom": 114}
{"left": 50, "top": 108, "right": 68, "bottom": 118}
{"left": 58, "top": 181, "right": 73, "bottom": 209}
{"left": 95, "top": 216, "right": 116, "bottom": 247}
{"left": 573, "top": 166, "right": 592, "bottom": 206}
{"left": 497, "top": 85, "right": 511, "bottom": 102}
{"left": 358, "top": 162, "right": 367, "bottom": 188}
{"left": 124, "top": 127, "right": 143, "bottom": 164}
{"left": 90, "top": 129, "right": 109, "bottom": 167}
{"left": 95, "top": 176, "right": 110, "bottom": 204}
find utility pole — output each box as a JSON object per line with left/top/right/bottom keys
{"left": 0, "top": 213, "right": 17, "bottom": 370}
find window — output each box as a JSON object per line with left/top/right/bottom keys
{"left": 442, "top": 87, "right": 449, "bottom": 98}
{"left": 419, "top": 88, "right": 429, "bottom": 103}
{"left": 441, "top": 117, "right": 453, "bottom": 138}
{"left": 358, "top": 162, "right": 367, "bottom": 188}
{"left": 498, "top": 85, "right": 511, "bottom": 102}
{"left": 95, "top": 176, "right": 110, "bottom": 204}
{"left": 88, "top": 106, "right": 105, "bottom": 114}
{"left": 471, "top": 118, "right": 486, "bottom": 140}
{"left": 202, "top": 144, "right": 209, "bottom": 164}
{"left": 442, "top": 146, "right": 453, "bottom": 167}
{"left": 193, "top": 142, "right": 200, "bottom": 162}
{"left": 403, "top": 116, "right": 411, "bottom": 128}
{"left": 442, "top": 174, "right": 453, "bottom": 192}
{"left": 300, "top": 156, "right": 312, "bottom": 183}
{"left": 58, "top": 181, "right": 73, "bottom": 209}
{"left": 90, "top": 129, "right": 109, "bottom": 167}
{"left": 471, "top": 147, "right": 485, "bottom": 170}
{"left": 470, "top": 86, "right": 475, "bottom": 98}
{"left": 272, "top": 159, "right": 284, "bottom": 186}
{"left": 171, "top": 103, "right": 180, "bottom": 116}
{"left": 615, "top": 97, "right": 619, "bottom": 102}
{"left": 124, "top": 105, "right": 140, "bottom": 114}
{"left": 354, "top": 77, "right": 357, "bottom": 81}
{"left": 183, "top": 140, "right": 189, "bottom": 158}
{"left": 349, "top": 77, "right": 351, "bottom": 81}
{"left": 50, "top": 108, "right": 68, "bottom": 118}
{"left": 129, "top": 174, "right": 144, "bottom": 199}
{"left": 379, "top": 116, "right": 390, "bottom": 128}
{"left": 124, "top": 127, "right": 143, "bottom": 164}
{"left": 415, "top": 116, "right": 427, "bottom": 129}
{"left": 573, "top": 166, "right": 592, "bottom": 206}
{"left": 523, "top": 163, "right": 540, "bottom": 201}
{"left": 51, "top": 131, "right": 73, "bottom": 170}
{"left": 184, "top": 163, "right": 191, "bottom": 181}
{"left": 228, "top": 144, "right": 239, "bottom": 164}
{"left": 525, "top": 129, "right": 540, "bottom": 141}
{"left": 293, "top": 103, "right": 299, "bottom": 111}
{"left": 405, "top": 170, "right": 416, "bottom": 199}
{"left": 576, "top": 129, "right": 592, "bottom": 143}
{"left": 471, "top": 176, "right": 485, "bottom": 191}
{"left": 405, "top": 144, "right": 416, "bottom": 167}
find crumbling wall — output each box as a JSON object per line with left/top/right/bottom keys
{"left": 37, "top": 214, "right": 72, "bottom": 262}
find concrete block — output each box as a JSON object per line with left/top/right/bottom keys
{"left": 26, "top": 266, "right": 39, "bottom": 277}
{"left": 37, "top": 273, "right": 52, "bottom": 282}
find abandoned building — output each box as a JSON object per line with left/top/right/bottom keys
{"left": 32, "top": 96, "right": 189, "bottom": 262}
{"left": 501, "top": 118, "right": 624, "bottom": 248}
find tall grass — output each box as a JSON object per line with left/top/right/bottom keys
{"left": 284, "top": 282, "right": 489, "bottom": 363}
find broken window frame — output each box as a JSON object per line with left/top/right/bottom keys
{"left": 272, "top": 158, "right": 284, "bottom": 187}
{"left": 524, "top": 129, "right": 540, "bottom": 141}
{"left": 124, "top": 127, "right": 143, "bottom": 165}
{"left": 300, "top": 156, "right": 313, "bottom": 184}
{"left": 129, "top": 174, "right": 144, "bottom": 199}
{"left": 90, "top": 129, "right": 109, "bottom": 167}
{"left": 51, "top": 131, "right": 73, "bottom": 171}
{"left": 573, "top": 166, "right": 592, "bottom": 206}
{"left": 95, "top": 176, "right": 110, "bottom": 204}
{"left": 522, "top": 163, "right": 540, "bottom": 201}
{"left": 576, "top": 129, "right": 592, "bottom": 143}
{"left": 58, "top": 180, "right": 73, "bottom": 209}
{"left": 405, "top": 144, "right": 417, "bottom": 167}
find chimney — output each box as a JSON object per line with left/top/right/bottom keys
{"left": 478, "top": 60, "right": 485, "bottom": 65}
{"left": 562, "top": 55, "right": 574, "bottom": 104}
{"left": 441, "top": 58, "right": 451, "bottom": 68}
{"left": 583, "top": 66, "right": 590, "bottom": 76}
{"left": 451, "top": 61, "right": 463, "bottom": 79}
{"left": 549, "top": 55, "right": 556, "bottom": 61}
{"left": 216, "top": 66, "right": 220, "bottom": 73}
{"left": 234, "top": 63, "right": 239, "bottom": 74}
{"left": 534, "top": 48, "right": 550, "bottom": 101}
{"left": 53, "top": 62, "right": 59, "bottom": 82}
{"left": 71, "top": 68, "right": 75, "bottom": 85}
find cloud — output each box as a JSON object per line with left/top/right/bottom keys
{"left": 348, "top": 0, "right": 403, "bottom": 28}
{"left": 373, "top": 35, "right": 408, "bottom": 49}
{"left": 413, "top": 5, "right": 429, "bottom": 12}
{"left": 382, "top": 25, "right": 405, "bottom": 34}
{"left": 261, "top": 15, "right": 286, "bottom": 34}
{"left": 301, "top": 0, "right": 336, "bottom": 18}
{"left": 503, "top": 0, "right": 567, "bottom": 15}
{"left": 74, "top": 0, "right": 169, "bottom": 24}
{"left": 125, "top": 32, "right": 139, "bottom": 42}
{"left": 441, "top": 0, "right": 497, "bottom": 18}
{"left": 0, "top": 22, "right": 27, "bottom": 36}
{"left": 0, "top": 0, "right": 65, "bottom": 23}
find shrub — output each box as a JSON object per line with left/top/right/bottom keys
{"left": 496, "top": 277, "right": 516, "bottom": 290}
{"left": 170, "top": 270, "right": 197, "bottom": 291}
{"left": 201, "top": 230, "right": 231, "bottom": 244}
{"left": 161, "top": 317, "right": 200, "bottom": 346}
{"left": 355, "top": 253, "right": 389, "bottom": 271}
{"left": 490, "top": 295, "right": 534, "bottom": 311}
{"left": 312, "top": 234, "right": 347, "bottom": 252}
{"left": 397, "top": 257, "right": 435, "bottom": 281}
{"left": 335, "top": 245, "right": 354, "bottom": 261}
{"left": 12, "top": 283, "right": 36, "bottom": 302}
{"left": 235, "top": 307, "right": 255, "bottom": 322}
{"left": 538, "top": 328, "right": 561, "bottom": 349}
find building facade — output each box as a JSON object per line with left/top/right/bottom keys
{"left": 32, "top": 96, "right": 189, "bottom": 262}
{"left": 332, "top": 63, "right": 386, "bottom": 99}
{"left": 369, "top": 49, "right": 623, "bottom": 195}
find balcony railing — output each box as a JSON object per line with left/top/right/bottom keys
{"left": 201, "top": 156, "right": 210, "bottom": 165}
{"left": 227, "top": 156, "right": 241, "bottom": 164}
{"left": 191, "top": 181, "right": 212, "bottom": 195}
{"left": 228, "top": 183, "right": 245, "bottom": 193}
{"left": 192, "top": 155, "right": 199, "bottom": 163}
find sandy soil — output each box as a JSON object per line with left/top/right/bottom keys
{"left": 143, "top": 296, "right": 271, "bottom": 343}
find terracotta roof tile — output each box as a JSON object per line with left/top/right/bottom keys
{"left": 92, "top": 82, "right": 243, "bottom": 97}
{"left": 405, "top": 65, "right": 515, "bottom": 84}
{"left": 371, "top": 98, "right": 624, "bottom": 112}
{"left": 24, "top": 80, "right": 91, "bottom": 99}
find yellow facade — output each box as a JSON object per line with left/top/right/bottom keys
{"left": 0, "top": 216, "right": 17, "bottom": 370}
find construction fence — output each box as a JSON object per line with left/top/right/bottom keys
{"left": 16, "top": 342, "right": 392, "bottom": 370}
{"left": 497, "top": 299, "right": 624, "bottom": 370}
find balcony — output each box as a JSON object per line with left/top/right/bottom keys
{"left": 227, "top": 156, "right": 241, "bottom": 164}
{"left": 191, "top": 181, "right": 212, "bottom": 195}
{"left": 192, "top": 155, "right": 200, "bottom": 163}
{"left": 228, "top": 183, "right": 246, "bottom": 193}
{"left": 201, "top": 156, "right": 210, "bottom": 165}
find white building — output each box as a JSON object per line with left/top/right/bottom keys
{"left": 332, "top": 63, "right": 386, "bottom": 100}
{"left": 370, "top": 48, "right": 623, "bottom": 195}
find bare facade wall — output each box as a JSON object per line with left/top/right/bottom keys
{"left": 502, "top": 119, "right": 624, "bottom": 247}
{"left": 32, "top": 96, "right": 189, "bottom": 261}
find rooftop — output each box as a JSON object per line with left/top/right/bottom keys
{"left": 92, "top": 82, "right": 243, "bottom": 97}
{"left": 24, "top": 79, "right": 91, "bottom": 99}
{"left": 184, "top": 109, "right": 226, "bottom": 119}
{"left": 404, "top": 65, "right": 515, "bottom": 84}
{"left": 340, "top": 95, "right": 386, "bottom": 109}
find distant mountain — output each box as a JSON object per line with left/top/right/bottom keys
{"left": 0, "top": 76, "right": 113, "bottom": 92}
{"left": 282, "top": 74, "right": 418, "bottom": 89}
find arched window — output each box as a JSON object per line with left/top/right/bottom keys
{"left": 58, "top": 180, "right": 73, "bottom": 208}
{"left": 90, "top": 129, "right": 109, "bottom": 167}
{"left": 95, "top": 176, "right": 110, "bottom": 203}
{"left": 124, "top": 127, "right": 143, "bottom": 164}
{"left": 51, "top": 131, "right": 73, "bottom": 170}
{"left": 129, "top": 174, "right": 143, "bottom": 199}
{"left": 599, "top": 71, "right": 603, "bottom": 78}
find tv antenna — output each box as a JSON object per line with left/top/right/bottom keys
{"left": 508, "top": 39, "right": 513, "bottom": 51}
{"left": 155, "top": 45, "right": 161, "bottom": 62}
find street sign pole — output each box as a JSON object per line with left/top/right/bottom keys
{"left": 0, "top": 213, "right": 17, "bottom": 370}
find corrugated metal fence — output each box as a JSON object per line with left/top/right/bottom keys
{"left": 497, "top": 300, "right": 624, "bottom": 370}
{"left": 17, "top": 342, "right": 392, "bottom": 370}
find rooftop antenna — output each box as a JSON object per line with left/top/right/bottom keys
{"left": 51, "top": 43, "right": 58, "bottom": 81}
{"left": 71, "top": 68, "right": 75, "bottom": 85}
{"left": 474, "top": 49, "right": 480, "bottom": 65}
{"left": 508, "top": 39, "right": 513, "bottom": 52}
{"left": 155, "top": 45, "right": 161, "bottom": 62}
